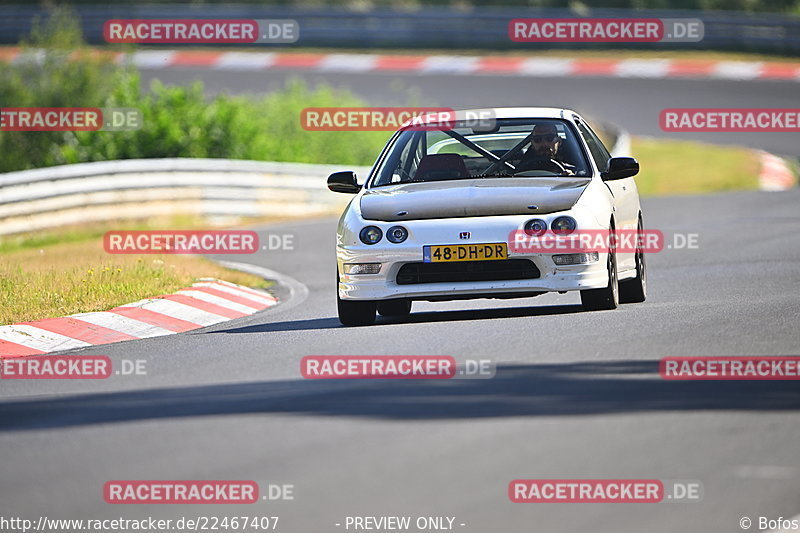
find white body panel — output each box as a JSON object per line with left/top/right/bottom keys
{"left": 335, "top": 107, "right": 641, "bottom": 302}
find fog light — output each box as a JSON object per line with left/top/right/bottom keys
{"left": 553, "top": 252, "right": 599, "bottom": 265}
{"left": 343, "top": 263, "right": 382, "bottom": 275}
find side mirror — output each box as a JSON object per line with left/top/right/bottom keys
{"left": 327, "top": 171, "right": 361, "bottom": 194}
{"left": 602, "top": 157, "right": 639, "bottom": 181}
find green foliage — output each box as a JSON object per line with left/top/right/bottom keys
{"left": 0, "top": 5, "right": 132, "bottom": 171}
{"left": 0, "top": 7, "right": 389, "bottom": 173}
{"left": 66, "top": 76, "right": 390, "bottom": 167}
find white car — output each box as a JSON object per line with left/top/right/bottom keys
{"left": 328, "top": 107, "right": 646, "bottom": 326}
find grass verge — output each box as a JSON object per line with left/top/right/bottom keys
{"left": 631, "top": 137, "right": 760, "bottom": 196}
{"left": 0, "top": 217, "right": 273, "bottom": 325}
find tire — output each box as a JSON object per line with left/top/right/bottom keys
{"left": 336, "top": 272, "right": 377, "bottom": 326}
{"left": 619, "top": 218, "right": 647, "bottom": 304}
{"left": 580, "top": 239, "right": 619, "bottom": 311}
{"left": 377, "top": 299, "right": 412, "bottom": 317}
{"left": 337, "top": 296, "right": 377, "bottom": 326}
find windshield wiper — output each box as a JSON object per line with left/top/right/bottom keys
{"left": 511, "top": 171, "right": 562, "bottom": 177}
{"left": 473, "top": 172, "right": 513, "bottom": 178}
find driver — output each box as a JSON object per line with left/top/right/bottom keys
{"left": 517, "top": 123, "right": 576, "bottom": 175}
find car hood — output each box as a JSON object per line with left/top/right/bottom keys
{"left": 360, "top": 177, "right": 591, "bottom": 221}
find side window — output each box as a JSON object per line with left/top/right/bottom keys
{"left": 576, "top": 121, "right": 611, "bottom": 172}
{"left": 388, "top": 131, "right": 424, "bottom": 183}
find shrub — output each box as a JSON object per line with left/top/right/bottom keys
{"left": 0, "top": 7, "right": 389, "bottom": 173}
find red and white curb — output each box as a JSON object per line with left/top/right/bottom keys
{"left": 758, "top": 151, "right": 797, "bottom": 191}
{"left": 0, "top": 279, "right": 277, "bottom": 358}
{"left": 2, "top": 48, "right": 800, "bottom": 81}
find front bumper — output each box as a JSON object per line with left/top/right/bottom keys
{"left": 338, "top": 249, "right": 609, "bottom": 301}
{"left": 337, "top": 210, "right": 611, "bottom": 301}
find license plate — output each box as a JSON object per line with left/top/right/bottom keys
{"left": 423, "top": 243, "right": 508, "bottom": 263}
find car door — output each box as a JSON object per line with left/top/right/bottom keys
{"left": 575, "top": 119, "right": 638, "bottom": 273}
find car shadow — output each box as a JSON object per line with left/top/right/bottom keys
{"left": 206, "top": 316, "right": 343, "bottom": 334}
{"left": 2, "top": 360, "right": 799, "bottom": 432}
{"left": 386, "top": 303, "right": 584, "bottom": 325}
{"left": 211, "top": 303, "right": 585, "bottom": 335}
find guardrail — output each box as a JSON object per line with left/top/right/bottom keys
{"left": 1, "top": 5, "right": 798, "bottom": 53}
{"left": 0, "top": 128, "right": 627, "bottom": 236}
{"left": 0, "top": 159, "right": 369, "bottom": 236}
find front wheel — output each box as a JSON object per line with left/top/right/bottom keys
{"left": 580, "top": 249, "right": 619, "bottom": 311}
{"left": 619, "top": 219, "right": 647, "bottom": 304}
{"left": 337, "top": 296, "right": 377, "bottom": 326}
{"left": 336, "top": 272, "right": 377, "bottom": 326}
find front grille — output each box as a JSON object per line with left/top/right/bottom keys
{"left": 396, "top": 259, "right": 540, "bottom": 285}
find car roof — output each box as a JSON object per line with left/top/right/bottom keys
{"left": 406, "top": 107, "right": 580, "bottom": 125}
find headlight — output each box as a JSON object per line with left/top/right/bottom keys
{"left": 359, "top": 226, "right": 383, "bottom": 245}
{"left": 524, "top": 218, "right": 547, "bottom": 236}
{"left": 551, "top": 216, "right": 577, "bottom": 235}
{"left": 386, "top": 225, "right": 408, "bottom": 243}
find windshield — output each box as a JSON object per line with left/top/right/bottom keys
{"left": 370, "top": 118, "right": 591, "bottom": 187}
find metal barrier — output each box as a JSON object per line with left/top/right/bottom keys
{"left": 0, "top": 159, "right": 369, "bottom": 235}
{"left": 0, "top": 5, "right": 799, "bottom": 53}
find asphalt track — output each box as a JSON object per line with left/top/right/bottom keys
{"left": 1, "top": 67, "right": 799, "bottom": 532}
